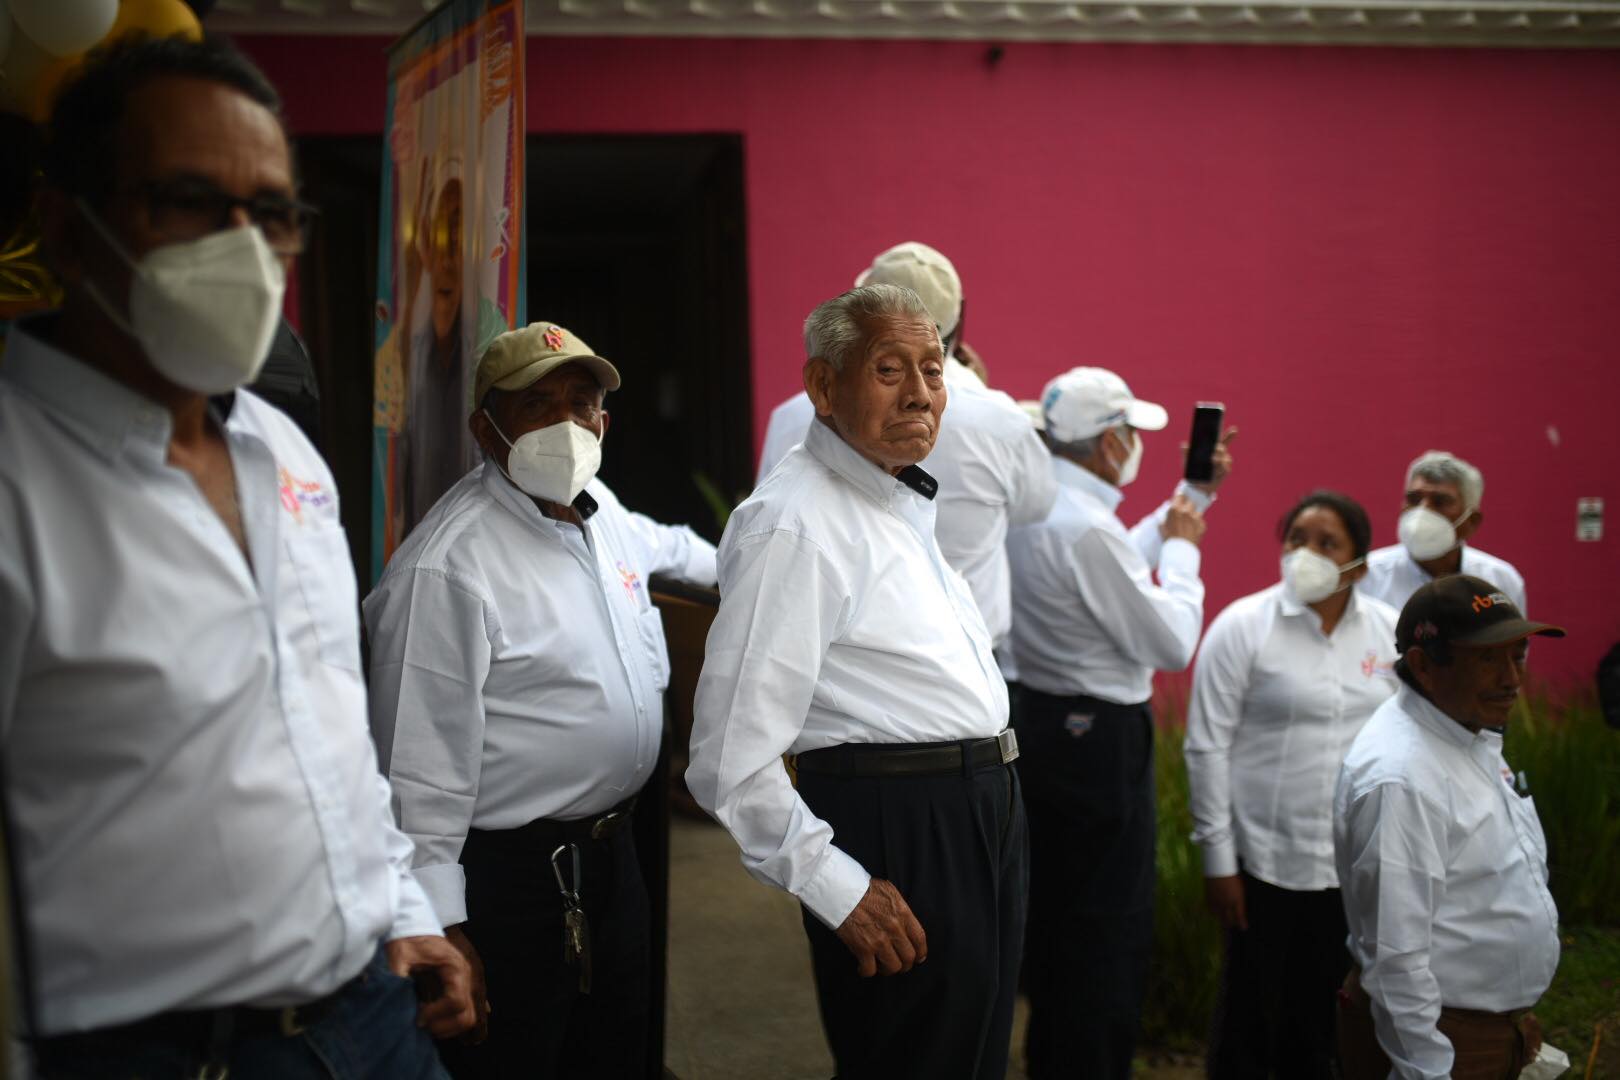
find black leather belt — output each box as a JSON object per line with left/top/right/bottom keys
{"left": 511, "top": 795, "right": 638, "bottom": 846}
{"left": 794, "top": 730, "right": 1019, "bottom": 779}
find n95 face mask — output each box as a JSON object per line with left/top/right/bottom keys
{"left": 1398, "top": 505, "right": 1471, "bottom": 562}
{"left": 487, "top": 414, "right": 602, "bottom": 505}
{"left": 79, "top": 202, "right": 285, "bottom": 395}
{"left": 1281, "top": 547, "right": 1362, "bottom": 605}
{"left": 1114, "top": 428, "right": 1144, "bottom": 487}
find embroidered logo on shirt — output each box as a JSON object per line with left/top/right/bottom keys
{"left": 1361, "top": 650, "right": 1394, "bottom": 679}
{"left": 1064, "top": 713, "right": 1094, "bottom": 738}
{"left": 616, "top": 561, "right": 643, "bottom": 601}
{"left": 278, "top": 467, "right": 332, "bottom": 525}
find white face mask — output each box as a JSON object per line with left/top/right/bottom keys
{"left": 1112, "top": 427, "right": 1143, "bottom": 487}
{"left": 1281, "top": 547, "right": 1363, "bottom": 605}
{"left": 1398, "top": 505, "right": 1472, "bottom": 562}
{"left": 79, "top": 202, "right": 285, "bottom": 395}
{"left": 486, "top": 414, "right": 602, "bottom": 505}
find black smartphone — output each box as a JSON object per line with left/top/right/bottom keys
{"left": 1183, "top": 402, "right": 1225, "bottom": 484}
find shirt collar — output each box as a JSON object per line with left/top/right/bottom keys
{"left": 2, "top": 315, "right": 175, "bottom": 463}
{"left": 1052, "top": 454, "right": 1123, "bottom": 512}
{"left": 480, "top": 458, "right": 598, "bottom": 530}
{"left": 803, "top": 417, "right": 938, "bottom": 509}
{"left": 1397, "top": 682, "right": 1481, "bottom": 751}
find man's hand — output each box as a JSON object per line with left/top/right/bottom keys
{"left": 955, "top": 341, "right": 989, "bottom": 386}
{"left": 1184, "top": 427, "right": 1239, "bottom": 496}
{"left": 1161, "top": 494, "right": 1207, "bottom": 545}
{"left": 1204, "top": 874, "right": 1248, "bottom": 931}
{"left": 443, "top": 924, "right": 491, "bottom": 1044}
{"left": 385, "top": 933, "right": 477, "bottom": 1040}
{"left": 834, "top": 878, "right": 928, "bottom": 978}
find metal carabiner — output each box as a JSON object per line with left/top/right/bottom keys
{"left": 550, "top": 842, "right": 582, "bottom": 905}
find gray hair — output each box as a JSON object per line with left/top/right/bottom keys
{"left": 1045, "top": 430, "right": 1107, "bottom": 462}
{"left": 803, "top": 283, "right": 935, "bottom": 372}
{"left": 1406, "top": 450, "right": 1484, "bottom": 509}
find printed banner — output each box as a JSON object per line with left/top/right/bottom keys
{"left": 372, "top": 0, "right": 525, "bottom": 579}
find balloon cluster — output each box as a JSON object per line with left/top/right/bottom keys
{"left": 0, "top": 0, "right": 205, "bottom": 125}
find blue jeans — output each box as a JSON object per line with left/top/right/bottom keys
{"left": 33, "top": 945, "right": 448, "bottom": 1080}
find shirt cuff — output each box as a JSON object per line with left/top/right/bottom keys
{"left": 796, "top": 844, "right": 872, "bottom": 930}
{"left": 412, "top": 863, "right": 468, "bottom": 928}
{"left": 388, "top": 873, "right": 446, "bottom": 941}
{"left": 1201, "top": 839, "right": 1239, "bottom": 878}
{"left": 1175, "top": 480, "right": 1216, "bottom": 513}
{"left": 1159, "top": 536, "right": 1202, "bottom": 578}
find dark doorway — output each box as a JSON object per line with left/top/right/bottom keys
{"left": 293, "top": 133, "right": 752, "bottom": 578}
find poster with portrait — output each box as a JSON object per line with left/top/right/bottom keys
{"left": 372, "top": 0, "right": 525, "bottom": 578}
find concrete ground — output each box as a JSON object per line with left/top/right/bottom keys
{"left": 665, "top": 815, "right": 1200, "bottom": 1080}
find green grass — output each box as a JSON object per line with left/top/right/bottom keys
{"left": 1143, "top": 692, "right": 1620, "bottom": 1059}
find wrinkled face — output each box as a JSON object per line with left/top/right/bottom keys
{"left": 428, "top": 178, "right": 463, "bottom": 342}
{"left": 1405, "top": 477, "right": 1479, "bottom": 542}
{"left": 806, "top": 314, "right": 946, "bottom": 474}
{"left": 1284, "top": 505, "right": 1366, "bottom": 578}
{"left": 469, "top": 362, "right": 608, "bottom": 470}
{"left": 1414, "top": 638, "right": 1527, "bottom": 730}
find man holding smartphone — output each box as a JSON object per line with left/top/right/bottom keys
{"left": 1006, "top": 367, "right": 1234, "bottom": 1080}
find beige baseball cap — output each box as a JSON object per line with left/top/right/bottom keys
{"left": 854, "top": 242, "right": 963, "bottom": 338}
{"left": 474, "top": 322, "right": 621, "bottom": 407}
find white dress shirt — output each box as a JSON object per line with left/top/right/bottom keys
{"left": 689, "top": 419, "right": 1008, "bottom": 930}
{"left": 365, "top": 464, "right": 716, "bottom": 927}
{"left": 1007, "top": 457, "right": 1209, "bottom": 704}
{"left": 1334, "top": 685, "right": 1560, "bottom": 1080}
{"left": 755, "top": 362, "right": 1055, "bottom": 672}
{"left": 1185, "top": 584, "right": 1400, "bottom": 889}
{"left": 0, "top": 321, "right": 440, "bottom": 1035}
{"left": 1362, "top": 543, "right": 1526, "bottom": 616}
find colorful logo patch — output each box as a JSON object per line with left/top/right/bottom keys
{"left": 616, "top": 561, "right": 643, "bottom": 601}
{"left": 278, "top": 466, "right": 333, "bottom": 525}
{"left": 1361, "top": 650, "right": 1394, "bottom": 678}
{"left": 544, "top": 325, "right": 566, "bottom": 351}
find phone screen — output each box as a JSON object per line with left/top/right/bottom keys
{"left": 1183, "top": 403, "right": 1225, "bottom": 484}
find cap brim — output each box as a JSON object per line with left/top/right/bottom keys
{"left": 493, "top": 354, "right": 622, "bottom": 394}
{"left": 1124, "top": 399, "right": 1169, "bottom": 432}
{"left": 1454, "top": 620, "right": 1567, "bottom": 647}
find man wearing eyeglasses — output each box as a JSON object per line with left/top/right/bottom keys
{"left": 0, "top": 35, "right": 474, "bottom": 1077}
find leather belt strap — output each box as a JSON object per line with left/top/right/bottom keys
{"left": 793, "top": 730, "right": 1019, "bottom": 779}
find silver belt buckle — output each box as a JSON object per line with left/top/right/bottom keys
{"left": 996, "top": 728, "right": 1019, "bottom": 764}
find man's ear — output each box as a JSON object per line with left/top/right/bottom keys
{"left": 1456, "top": 507, "right": 1482, "bottom": 543}
{"left": 37, "top": 188, "right": 88, "bottom": 288}
{"left": 804, "top": 358, "right": 837, "bottom": 418}
{"left": 598, "top": 409, "right": 610, "bottom": 444}
{"left": 1406, "top": 647, "right": 1434, "bottom": 694}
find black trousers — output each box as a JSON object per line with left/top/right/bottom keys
{"left": 796, "top": 754, "right": 1029, "bottom": 1080}
{"left": 1014, "top": 688, "right": 1156, "bottom": 1080}
{"left": 440, "top": 825, "right": 649, "bottom": 1080}
{"left": 1207, "top": 871, "right": 1350, "bottom": 1080}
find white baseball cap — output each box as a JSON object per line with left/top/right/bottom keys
{"left": 1041, "top": 367, "right": 1168, "bottom": 443}
{"left": 854, "top": 241, "right": 963, "bottom": 337}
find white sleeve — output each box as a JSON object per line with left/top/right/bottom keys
{"left": 1183, "top": 604, "right": 1254, "bottom": 878}
{"left": 1340, "top": 781, "right": 1454, "bottom": 1080}
{"left": 1004, "top": 429, "right": 1058, "bottom": 528}
{"left": 365, "top": 569, "right": 492, "bottom": 928}
{"left": 1129, "top": 482, "right": 1216, "bottom": 567}
{"left": 621, "top": 508, "right": 718, "bottom": 587}
{"left": 1073, "top": 526, "right": 1205, "bottom": 672}
{"left": 686, "top": 528, "right": 869, "bottom": 929}
{"left": 0, "top": 510, "right": 31, "bottom": 741}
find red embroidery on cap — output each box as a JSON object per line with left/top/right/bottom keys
{"left": 544, "top": 326, "right": 565, "bottom": 351}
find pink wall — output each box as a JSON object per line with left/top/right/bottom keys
{"left": 243, "top": 34, "right": 1620, "bottom": 685}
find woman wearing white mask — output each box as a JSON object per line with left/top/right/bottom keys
{"left": 1184, "top": 490, "right": 1400, "bottom": 1080}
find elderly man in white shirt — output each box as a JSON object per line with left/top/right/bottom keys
{"left": 1006, "top": 366, "right": 1232, "bottom": 1080}
{"left": 1335, "top": 575, "right": 1563, "bottom": 1080}
{"left": 366, "top": 322, "right": 716, "bottom": 1079}
{"left": 1362, "top": 450, "right": 1526, "bottom": 614}
{"left": 0, "top": 36, "right": 473, "bottom": 1078}
{"left": 689, "top": 283, "right": 1025, "bottom": 1080}
{"left": 754, "top": 242, "right": 1056, "bottom": 678}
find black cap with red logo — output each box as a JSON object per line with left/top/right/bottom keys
{"left": 1396, "top": 574, "right": 1565, "bottom": 654}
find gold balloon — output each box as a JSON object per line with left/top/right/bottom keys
{"left": 104, "top": 0, "right": 204, "bottom": 45}
{"left": 0, "top": 211, "right": 63, "bottom": 320}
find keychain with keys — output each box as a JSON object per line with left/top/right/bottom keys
{"left": 550, "top": 843, "right": 593, "bottom": 994}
